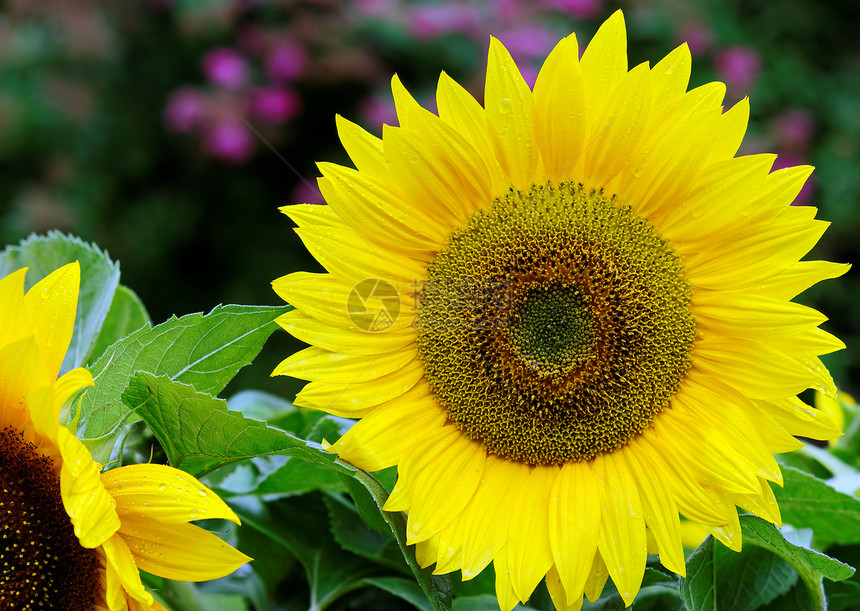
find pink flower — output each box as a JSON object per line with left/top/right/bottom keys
{"left": 164, "top": 87, "right": 207, "bottom": 133}
{"left": 409, "top": 4, "right": 480, "bottom": 40}
{"left": 354, "top": 0, "right": 397, "bottom": 18}
{"left": 774, "top": 109, "right": 816, "bottom": 152}
{"left": 497, "top": 25, "right": 556, "bottom": 60}
{"left": 715, "top": 46, "right": 761, "bottom": 92}
{"left": 203, "top": 120, "right": 256, "bottom": 163}
{"left": 265, "top": 42, "right": 308, "bottom": 82}
{"left": 202, "top": 48, "right": 250, "bottom": 90}
{"left": 292, "top": 179, "right": 325, "bottom": 205}
{"left": 360, "top": 93, "right": 397, "bottom": 130}
{"left": 541, "top": 0, "right": 602, "bottom": 19}
{"left": 677, "top": 23, "right": 713, "bottom": 56}
{"left": 249, "top": 87, "right": 301, "bottom": 124}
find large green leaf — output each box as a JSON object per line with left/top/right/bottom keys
{"left": 774, "top": 466, "right": 860, "bottom": 545}
{"left": 122, "top": 372, "right": 349, "bottom": 477}
{"left": 88, "top": 284, "right": 150, "bottom": 361}
{"left": 230, "top": 493, "right": 392, "bottom": 611}
{"left": 126, "top": 372, "right": 452, "bottom": 610}
{"left": 0, "top": 231, "right": 120, "bottom": 373}
{"left": 79, "top": 304, "right": 289, "bottom": 463}
{"left": 681, "top": 515, "right": 855, "bottom": 611}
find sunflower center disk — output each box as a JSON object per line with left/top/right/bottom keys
{"left": 416, "top": 182, "right": 696, "bottom": 465}
{"left": 508, "top": 285, "right": 596, "bottom": 375}
{"left": 0, "top": 426, "right": 100, "bottom": 610}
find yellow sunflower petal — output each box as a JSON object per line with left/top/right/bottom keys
{"left": 545, "top": 564, "right": 584, "bottom": 611}
{"left": 275, "top": 309, "right": 415, "bottom": 356}
{"left": 485, "top": 37, "right": 539, "bottom": 189}
{"left": 579, "top": 10, "right": 627, "bottom": 122}
{"left": 0, "top": 336, "right": 51, "bottom": 432}
{"left": 317, "top": 161, "right": 448, "bottom": 253}
{"left": 649, "top": 43, "right": 692, "bottom": 110}
{"left": 548, "top": 461, "right": 601, "bottom": 604}
{"left": 273, "top": 345, "right": 417, "bottom": 383}
{"left": 623, "top": 440, "right": 685, "bottom": 576}
{"left": 101, "top": 463, "right": 240, "bottom": 525}
{"left": 583, "top": 550, "right": 609, "bottom": 604}
{"left": 23, "top": 261, "right": 79, "bottom": 379}
{"left": 693, "top": 337, "right": 816, "bottom": 400}
{"left": 100, "top": 537, "right": 154, "bottom": 605}
{"left": 753, "top": 260, "right": 850, "bottom": 301}
{"left": 694, "top": 292, "right": 827, "bottom": 341}
{"left": 507, "top": 465, "right": 556, "bottom": 602}
{"left": 57, "top": 425, "right": 121, "bottom": 548}
{"left": 436, "top": 72, "right": 508, "bottom": 195}
{"left": 494, "top": 549, "right": 521, "bottom": 611}
{"left": 117, "top": 514, "right": 251, "bottom": 581}
{"left": 594, "top": 453, "right": 647, "bottom": 607}
{"left": 0, "top": 267, "right": 28, "bottom": 350}
{"left": 533, "top": 33, "right": 587, "bottom": 181}
{"left": 403, "top": 434, "right": 486, "bottom": 545}
{"left": 459, "top": 456, "right": 528, "bottom": 580}
{"left": 329, "top": 383, "right": 447, "bottom": 471}
{"left": 294, "top": 357, "right": 424, "bottom": 417}
{"left": 706, "top": 97, "right": 750, "bottom": 164}
{"left": 334, "top": 113, "right": 386, "bottom": 176}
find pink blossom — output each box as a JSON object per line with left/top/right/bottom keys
{"left": 774, "top": 109, "right": 816, "bottom": 152}
{"left": 164, "top": 87, "right": 207, "bottom": 133}
{"left": 677, "top": 23, "right": 713, "bottom": 56}
{"left": 249, "top": 87, "right": 301, "bottom": 124}
{"left": 203, "top": 120, "right": 256, "bottom": 163}
{"left": 541, "top": 0, "right": 602, "bottom": 19}
{"left": 202, "top": 48, "right": 250, "bottom": 90}
{"left": 715, "top": 46, "right": 761, "bottom": 92}
{"left": 265, "top": 42, "right": 308, "bottom": 82}
{"left": 354, "top": 0, "right": 398, "bottom": 18}
{"left": 360, "top": 93, "right": 397, "bottom": 130}
{"left": 292, "top": 179, "right": 325, "bottom": 205}
{"left": 497, "top": 25, "right": 556, "bottom": 60}
{"left": 409, "top": 4, "right": 480, "bottom": 40}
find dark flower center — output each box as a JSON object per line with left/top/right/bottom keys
{"left": 416, "top": 182, "right": 696, "bottom": 465}
{"left": 0, "top": 426, "right": 101, "bottom": 610}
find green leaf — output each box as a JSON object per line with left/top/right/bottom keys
{"left": 452, "top": 595, "right": 540, "bottom": 611}
{"left": 88, "top": 284, "right": 150, "bottom": 362}
{"left": 127, "top": 372, "right": 451, "bottom": 609}
{"left": 681, "top": 515, "right": 855, "bottom": 611}
{"left": 344, "top": 469, "right": 452, "bottom": 611}
{"left": 230, "top": 494, "right": 384, "bottom": 611}
{"left": 361, "top": 577, "right": 436, "bottom": 611}
{"left": 823, "top": 579, "right": 860, "bottom": 611}
{"left": 582, "top": 568, "right": 679, "bottom": 610}
{"left": 122, "top": 372, "right": 352, "bottom": 478}
{"left": 0, "top": 231, "right": 120, "bottom": 373}
{"left": 774, "top": 466, "right": 860, "bottom": 545}
{"left": 79, "top": 304, "right": 289, "bottom": 463}
{"left": 325, "top": 494, "right": 405, "bottom": 572}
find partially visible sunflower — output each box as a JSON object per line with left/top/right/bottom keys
{"left": 0, "top": 263, "right": 251, "bottom": 610}
{"left": 273, "top": 10, "right": 847, "bottom": 610}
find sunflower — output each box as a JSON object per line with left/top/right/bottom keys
{"left": 0, "top": 263, "right": 251, "bottom": 610}
{"left": 273, "top": 10, "right": 847, "bottom": 610}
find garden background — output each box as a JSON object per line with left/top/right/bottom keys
{"left": 1, "top": 1, "right": 859, "bottom": 609}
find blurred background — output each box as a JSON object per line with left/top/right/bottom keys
{"left": 1, "top": 0, "right": 857, "bottom": 399}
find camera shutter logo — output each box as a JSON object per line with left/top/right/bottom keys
{"left": 347, "top": 278, "right": 401, "bottom": 332}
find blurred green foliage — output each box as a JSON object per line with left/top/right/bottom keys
{"left": 1, "top": 0, "right": 857, "bottom": 398}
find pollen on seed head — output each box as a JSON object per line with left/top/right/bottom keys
{"left": 416, "top": 182, "right": 696, "bottom": 465}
